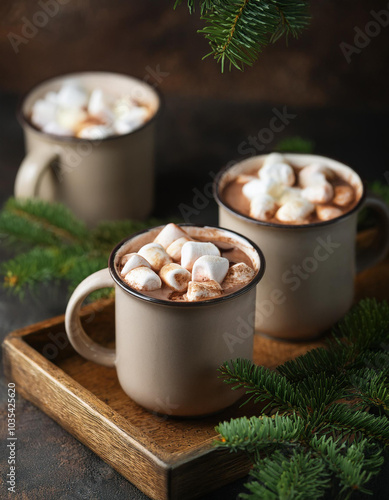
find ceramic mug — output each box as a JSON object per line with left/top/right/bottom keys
{"left": 15, "top": 71, "right": 161, "bottom": 226}
{"left": 65, "top": 225, "right": 265, "bottom": 417}
{"left": 214, "top": 153, "right": 389, "bottom": 340}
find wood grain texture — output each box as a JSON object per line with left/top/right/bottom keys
{"left": 2, "top": 242, "right": 389, "bottom": 500}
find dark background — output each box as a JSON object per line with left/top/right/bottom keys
{"left": 0, "top": 1, "right": 388, "bottom": 499}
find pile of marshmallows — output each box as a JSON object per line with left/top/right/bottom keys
{"left": 31, "top": 80, "right": 151, "bottom": 139}
{"left": 240, "top": 153, "right": 355, "bottom": 223}
{"left": 118, "top": 224, "right": 255, "bottom": 302}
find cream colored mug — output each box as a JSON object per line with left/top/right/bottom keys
{"left": 14, "top": 72, "right": 161, "bottom": 225}
{"left": 65, "top": 225, "right": 265, "bottom": 417}
{"left": 214, "top": 154, "right": 389, "bottom": 340}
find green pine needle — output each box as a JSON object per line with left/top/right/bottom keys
{"left": 175, "top": 0, "right": 310, "bottom": 71}
{"left": 216, "top": 299, "right": 389, "bottom": 499}
{"left": 0, "top": 198, "right": 167, "bottom": 299}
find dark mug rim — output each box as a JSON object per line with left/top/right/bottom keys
{"left": 213, "top": 154, "right": 367, "bottom": 230}
{"left": 17, "top": 70, "right": 163, "bottom": 143}
{"left": 108, "top": 223, "right": 266, "bottom": 307}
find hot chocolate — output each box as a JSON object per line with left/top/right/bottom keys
{"left": 30, "top": 79, "right": 153, "bottom": 139}
{"left": 116, "top": 223, "right": 257, "bottom": 302}
{"left": 221, "top": 153, "right": 360, "bottom": 225}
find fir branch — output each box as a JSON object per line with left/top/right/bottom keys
{"left": 0, "top": 198, "right": 166, "bottom": 299}
{"left": 1, "top": 198, "right": 88, "bottom": 246}
{"left": 242, "top": 449, "right": 330, "bottom": 500}
{"left": 219, "top": 358, "right": 300, "bottom": 412}
{"left": 215, "top": 414, "right": 305, "bottom": 454}
{"left": 324, "top": 404, "right": 389, "bottom": 446}
{"left": 176, "top": 0, "right": 310, "bottom": 71}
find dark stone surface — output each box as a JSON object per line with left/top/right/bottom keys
{"left": 0, "top": 90, "right": 389, "bottom": 499}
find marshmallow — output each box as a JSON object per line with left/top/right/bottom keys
{"left": 250, "top": 194, "right": 276, "bottom": 221}
{"left": 299, "top": 164, "right": 334, "bottom": 188}
{"left": 56, "top": 82, "right": 89, "bottom": 109}
{"left": 302, "top": 183, "right": 334, "bottom": 204}
{"left": 222, "top": 263, "right": 256, "bottom": 290}
{"left": 262, "top": 153, "right": 285, "bottom": 168}
{"left": 120, "top": 253, "right": 151, "bottom": 276}
{"left": 138, "top": 243, "right": 172, "bottom": 272}
{"left": 259, "top": 162, "right": 295, "bottom": 186}
{"left": 278, "top": 187, "right": 303, "bottom": 205}
{"left": 186, "top": 280, "right": 222, "bottom": 302}
{"left": 159, "top": 263, "right": 191, "bottom": 292}
{"left": 113, "top": 107, "right": 150, "bottom": 135}
{"left": 42, "top": 121, "right": 72, "bottom": 136}
{"left": 166, "top": 237, "right": 191, "bottom": 262}
{"left": 276, "top": 199, "right": 314, "bottom": 223}
{"left": 31, "top": 99, "right": 57, "bottom": 128}
{"left": 316, "top": 205, "right": 343, "bottom": 221}
{"left": 88, "top": 89, "right": 111, "bottom": 116}
{"left": 57, "top": 107, "right": 88, "bottom": 132}
{"left": 154, "top": 223, "right": 189, "bottom": 249}
{"left": 333, "top": 185, "right": 355, "bottom": 206}
{"left": 242, "top": 178, "right": 283, "bottom": 201}
{"left": 181, "top": 241, "right": 220, "bottom": 271}
{"left": 124, "top": 267, "right": 161, "bottom": 292}
{"left": 192, "top": 255, "right": 229, "bottom": 284}
{"left": 77, "top": 125, "right": 113, "bottom": 140}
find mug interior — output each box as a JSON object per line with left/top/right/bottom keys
{"left": 215, "top": 153, "right": 365, "bottom": 229}
{"left": 109, "top": 224, "right": 265, "bottom": 306}
{"left": 20, "top": 71, "right": 161, "bottom": 139}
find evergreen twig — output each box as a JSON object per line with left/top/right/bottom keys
{"left": 175, "top": 0, "right": 310, "bottom": 71}
{"left": 0, "top": 198, "right": 165, "bottom": 298}
{"left": 216, "top": 299, "right": 389, "bottom": 498}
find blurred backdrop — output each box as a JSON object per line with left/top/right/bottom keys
{"left": 0, "top": 0, "right": 388, "bottom": 218}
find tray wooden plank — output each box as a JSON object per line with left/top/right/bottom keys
{"left": 3, "top": 242, "right": 388, "bottom": 500}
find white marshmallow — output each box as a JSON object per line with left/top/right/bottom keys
{"left": 186, "top": 280, "right": 222, "bottom": 302}
{"left": 57, "top": 107, "right": 88, "bottom": 132}
{"left": 31, "top": 99, "right": 57, "bottom": 128}
{"left": 138, "top": 243, "right": 172, "bottom": 272}
{"left": 120, "top": 253, "right": 151, "bottom": 276}
{"left": 222, "top": 263, "right": 256, "bottom": 290}
{"left": 262, "top": 153, "right": 285, "bottom": 169}
{"left": 299, "top": 164, "right": 334, "bottom": 188}
{"left": 154, "top": 223, "right": 189, "bottom": 249}
{"left": 45, "top": 91, "right": 59, "bottom": 104}
{"left": 124, "top": 267, "right": 161, "bottom": 292}
{"left": 316, "top": 205, "right": 343, "bottom": 221}
{"left": 42, "top": 121, "right": 72, "bottom": 136}
{"left": 113, "top": 107, "right": 149, "bottom": 135}
{"left": 259, "top": 162, "right": 295, "bottom": 186}
{"left": 166, "top": 237, "right": 191, "bottom": 262}
{"left": 276, "top": 199, "right": 314, "bottom": 223}
{"left": 56, "top": 82, "right": 88, "bottom": 109}
{"left": 88, "top": 89, "right": 110, "bottom": 116}
{"left": 278, "top": 187, "right": 303, "bottom": 205}
{"left": 250, "top": 194, "right": 276, "bottom": 221}
{"left": 77, "top": 125, "right": 113, "bottom": 140}
{"left": 192, "top": 255, "right": 229, "bottom": 284}
{"left": 159, "top": 263, "right": 191, "bottom": 292}
{"left": 242, "top": 178, "right": 283, "bottom": 201}
{"left": 181, "top": 241, "right": 220, "bottom": 271}
{"left": 333, "top": 185, "right": 355, "bottom": 206}
{"left": 302, "top": 183, "right": 334, "bottom": 204}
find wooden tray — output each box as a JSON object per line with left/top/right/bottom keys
{"left": 2, "top": 299, "right": 326, "bottom": 500}
{"left": 3, "top": 241, "right": 388, "bottom": 500}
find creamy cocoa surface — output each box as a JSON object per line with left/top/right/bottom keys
{"left": 117, "top": 235, "right": 255, "bottom": 302}
{"left": 222, "top": 165, "right": 359, "bottom": 225}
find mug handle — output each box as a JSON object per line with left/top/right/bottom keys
{"left": 356, "top": 194, "right": 389, "bottom": 273}
{"left": 65, "top": 268, "right": 116, "bottom": 367}
{"left": 14, "top": 146, "right": 58, "bottom": 198}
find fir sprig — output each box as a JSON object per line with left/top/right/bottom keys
{"left": 0, "top": 198, "right": 165, "bottom": 298}
{"left": 175, "top": 1, "right": 310, "bottom": 71}
{"left": 216, "top": 299, "right": 389, "bottom": 498}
